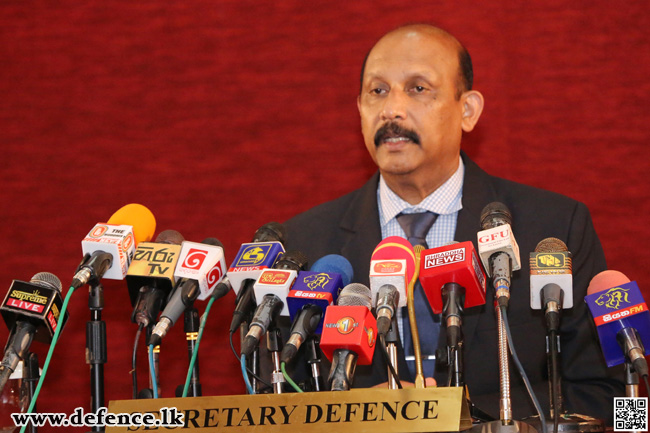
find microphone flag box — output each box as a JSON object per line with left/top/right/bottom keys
{"left": 81, "top": 223, "right": 136, "bottom": 280}
{"left": 585, "top": 280, "right": 650, "bottom": 367}
{"left": 174, "top": 241, "right": 226, "bottom": 300}
{"left": 320, "top": 306, "right": 377, "bottom": 365}
{"left": 369, "top": 259, "right": 409, "bottom": 308}
{"left": 287, "top": 270, "right": 343, "bottom": 334}
{"left": 0, "top": 280, "right": 69, "bottom": 344}
{"left": 125, "top": 242, "right": 182, "bottom": 306}
{"left": 420, "top": 241, "right": 487, "bottom": 314}
{"left": 228, "top": 242, "right": 285, "bottom": 295}
{"left": 253, "top": 269, "right": 297, "bottom": 317}
{"left": 529, "top": 251, "right": 573, "bottom": 309}
{"left": 477, "top": 223, "right": 521, "bottom": 275}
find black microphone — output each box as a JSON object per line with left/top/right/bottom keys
{"left": 149, "top": 237, "right": 225, "bottom": 346}
{"left": 229, "top": 222, "right": 286, "bottom": 333}
{"left": 280, "top": 304, "right": 322, "bottom": 364}
{"left": 240, "top": 251, "right": 308, "bottom": 357}
{"left": 0, "top": 272, "right": 64, "bottom": 393}
{"left": 477, "top": 202, "right": 521, "bottom": 306}
{"left": 129, "top": 230, "right": 185, "bottom": 328}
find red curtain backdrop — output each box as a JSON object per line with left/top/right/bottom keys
{"left": 1, "top": 0, "right": 648, "bottom": 425}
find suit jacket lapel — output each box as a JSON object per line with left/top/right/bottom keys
{"left": 339, "top": 172, "right": 382, "bottom": 287}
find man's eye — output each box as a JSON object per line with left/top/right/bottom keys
{"left": 371, "top": 88, "right": 385, "bottom": 95}
{"left": 413, "top": 85, "right": 426, "bottom": 93}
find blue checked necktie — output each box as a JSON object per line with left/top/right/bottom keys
{"left": 396, "top": 211, "right": 440, "bottom": 379}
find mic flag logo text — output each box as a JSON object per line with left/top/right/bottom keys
{"left": 304, "top": 273, "right": 332, "bottom": 290}
{"left": 595, "top": 286, "right": 630, "bottom": 310}
{"left": 182, "top": 248, "right": 208, "bottom": 270}
{"left": 239, "top": 246, "right": 267, "bottom": 266}
{"left": 333, "top": 317, "right": 357, "bottom": 334}
{"left": 373, "top": 261, "right": 403, "bottom": 273}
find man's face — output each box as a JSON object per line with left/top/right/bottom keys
{"left": 358, "top": 28, "right": 466, "bottom": 183}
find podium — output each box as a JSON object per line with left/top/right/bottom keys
{"left": 106, "top": 387, "right": 472, "bottom": 432}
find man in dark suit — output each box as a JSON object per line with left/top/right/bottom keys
{"left": 284, "top": 24, "right": 623, "bottom": 423}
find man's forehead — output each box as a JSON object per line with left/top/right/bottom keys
{"left": 363, "top": 28, "right": 459, "bottom": 82}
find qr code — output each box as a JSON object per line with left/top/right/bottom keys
{"left": 614, "top": 397, "right": 648, "bottom": 431}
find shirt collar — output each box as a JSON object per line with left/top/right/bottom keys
{"left": 378, "top": 158, "right": 464, "bottom": 227}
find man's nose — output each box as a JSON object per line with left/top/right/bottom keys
{"left": 380, "top": 90, "right": 408, "bottom": 121}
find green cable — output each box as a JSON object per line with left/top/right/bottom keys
{"left": 281, "top": 362, "right": 303, "bottom": 393}
{"left": 20, "top": 286, "right": 76, "bottom": 433}
{"left": 182, "top": 297, "right": 214, "bottom": 397}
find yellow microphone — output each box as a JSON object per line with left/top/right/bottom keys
{"left": 107, "top": 203, "right": 156, "bottom": 246}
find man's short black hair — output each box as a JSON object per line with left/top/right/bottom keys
{"left": 359, "top": 24, "right": 473, "bottom": 100}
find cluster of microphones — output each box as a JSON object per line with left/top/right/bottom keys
{"left": 0, "top": 202, "right": 648, "bottom": 431}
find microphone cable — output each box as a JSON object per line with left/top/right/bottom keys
{"left": 19, "top": 285, "right": 77, "bottom": 433}
{"left": 148, "top": 344, "right": 159, "bottom": 398}
{"left": 241, "top": 354, "right": 254, "bottom": 394}
{"left": 229, "top": 330, "right": 272, "bottom": 391}
{"left": 131, "top": 323, "right": 144, "bottom": 399}
{"left": 500, "top": 304, "right": 546, "bottom": 433}
{"left": 181, "top": 297, "right": 215, "bottom": 397}
{"left": 281, "top": 362, "right": 303, "bottom": 393}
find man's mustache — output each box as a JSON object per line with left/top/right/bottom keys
{"left": 374, "top": 122, "right": 421, "bottom": 147}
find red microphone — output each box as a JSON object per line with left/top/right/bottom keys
{"left": 319, "top": 283, "right": 377, "bottom": 391}
{"left": 369, "top": 236, "right": 415, "bottom": 336}
{"left": 419, "top": 241, "right": 487, "bottom": 314}
{"left": 419, "top": 241, "right": 487, "bottom": 387}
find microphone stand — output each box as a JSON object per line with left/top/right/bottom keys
{"left": 625, "top": 361, "right": 640, "bottom": 397}
{"left": 87, "top": 281, "right": 106, "bottom": 433}
{"left": 306, "top": 337, "right": 324, "bottom": 392}
{"left": 522, "top": 288, "right": 604, "bottom": 433}
{"left": 267, "top": 327, "right": 285, "bottom": 394}
{"left": 385, "top": 317, "right": 400, "bottom": 390}
{"left": 471, "top": 254, "right": 537, "bottom": 433}
{"left": 25, "top": 352, "right": 39, "bottom": 433}
{"left": 442, "top": 282, "right": 465, "bottom": 387}
{"left": 183, "top": 308, "right": 201, "bottom": 397}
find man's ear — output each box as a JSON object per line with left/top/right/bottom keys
{"left": 460, "top": 90, "right": 484, "bottom": 132}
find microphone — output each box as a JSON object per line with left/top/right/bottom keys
{"left": 320, "top": 283, "right": 377, "bottom": 391}
{"left": 240, "top": 251, "right": 308, "bottom": 357}
{"left": 530, "top": 237, "right": 573, "bottom": 331}
{"left": 228, "top": 223, "right": 286, "bottom": 296}
{"left": 229, "top": 223, "right": 286, "bottom": 334}
{"left": 0, "top": 272, "right": 66, "bottom": 392}
{"left": 585, "top": 270, "right": 649, "bottom": 377}
{"left": 149, "top": 238, "right": 226, "bottom": 346}
{"left": 419, "top": 241, "right": 487, "bottom": 374}
{"left": 369, "top": 236, "right": 415, "bottom": 336}
{"left": 73, "top": 204, "right": 156, "bottom": 288}
{"left": 282, "top": 254, "right": 354, "bottom": 363}
{"left": 477, "top": 202, "right": 521, "bottom": 305}
{"left": 419, "top": 241, "right": 487, "bottom": 314}
{"left": 127, "top": 230, "right": 185, "bottom": 327}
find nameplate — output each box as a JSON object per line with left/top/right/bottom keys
{"left": 106, "top": 387, "right": 471, "bottom": 432}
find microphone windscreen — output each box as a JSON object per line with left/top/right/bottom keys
{"left": 311, "top": 254, "right": 354, "bottom": 287}
{"left": 155, "top": 229, "right": 184, "bottom": 245}
{"left": 201, "top": 237, "right": 224, "bottom": 248}
{"left": 587, "top": 270, "right": 631, "bottom": 296}
{"left": 371, "top": 236, "right": 416, "bottom": 283}
{"left": 30, "top": 272, "right": 62, "bottom": 292}
{"left": 107, "top": 203, "right": 156, "bottom": 245}
{"left": 480, "top": 202, "right": 512, "bottom": 229}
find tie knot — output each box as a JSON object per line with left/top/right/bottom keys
{"left": 396, "top": 212, "right": 438, "bottom": 248}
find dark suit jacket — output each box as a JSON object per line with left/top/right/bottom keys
{"left": 283, "top": 152, "right": 624, "bottom": 424}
